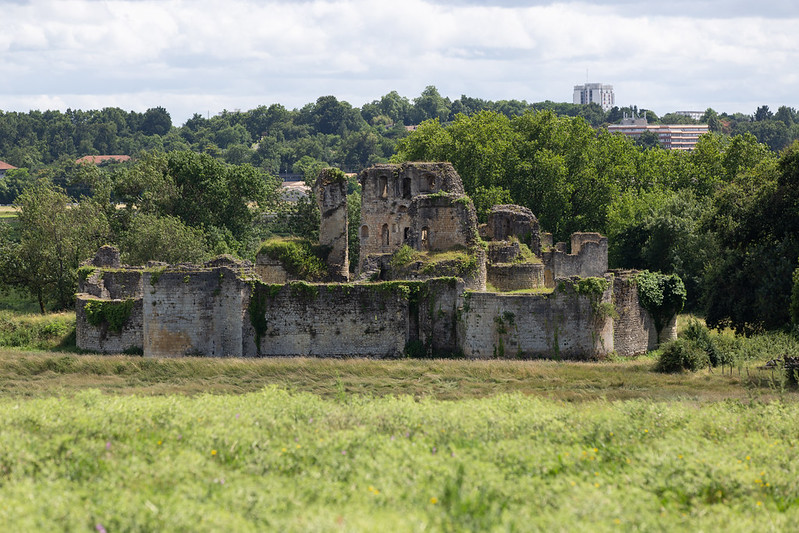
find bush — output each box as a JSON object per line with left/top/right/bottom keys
{"left": 259, "top": 238, "right": 329, "bottom": 281}
{"left": 680, "top": 319, "right": 723, "bottom": 367}
{"left": 656, "top": 339, "right": 709, "bottom": 373}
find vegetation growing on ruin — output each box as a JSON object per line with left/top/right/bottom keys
{"left": 76, "top": 266, "right": 96, "bottom": 282}
{"left": 83, "top": 299, "right": 135, "bottom": 333}
{"left": 513, "top": 243, "right": 541, "bottom": 264}
{"left": 259, "top": 237, "right": 329, "bottom": 281}
{"left": 636, "top": 271, "right": 687, "bottom": 333}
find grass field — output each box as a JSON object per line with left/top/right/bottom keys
{"left": 0, "top": 384, "right": 797, "bottom": 531}
{"left": 1, "top": 304, "right": 799, "bottom": 530}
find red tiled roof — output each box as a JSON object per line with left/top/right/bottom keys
{"left": 0, "top": 160, "right": 17, "bottom": 171}
{"left": 76, "top": 155, "right": 131, "bottom": 165}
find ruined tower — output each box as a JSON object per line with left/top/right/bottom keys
{"left": 316, "top": 168, "right": 349, "bottom": 281}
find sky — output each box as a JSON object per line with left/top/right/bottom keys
{"left": 1, "top": 0, "right": 798, "bottom": 126}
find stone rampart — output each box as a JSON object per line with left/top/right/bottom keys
{"left": 244, "top": 282, "right": 410, "bottom": 358}
{"left": 611, "top": 271, "right": 658, "bottom": 356}
{"left": 457, "top": 277, "right": 615, "bottom": 359}
{"left": 143, "top": 267, "right": 249, "bottom": 357}
{"left": 75, "top": 295, "right": 143, "bottom": 354}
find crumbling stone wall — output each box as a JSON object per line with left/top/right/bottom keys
{"left": 485, "top": 205, "right": 541, "bottom": 255}
{"left": 316, "top": 168, "right": 349, "bottom": 281}
{"left": 611, "top": 271, "right": 658, "bottom": 356}
{"left": 75, "top": 295, "right": 143, "bottom": 354}
{"left": 255, "top": 255, "right": 291, "bottom": 283}
{"left": 143, "top": 266, "right": 249, "bottom": 357}
{"left": 486, "top": 263, "right": 545, "bottom": 292}
{"left": 358, "top": 162, "right": 465, "bottom": 269}
{"left": 542, "top": 233, "right": 608, "bottom": 287}
{"left": 457, "top": 277, "right": 615, "bottom": 359}
{"left": 243, "top": 282, "right": 410, "bottom": 358}
{"left": 406, "top": 194, "right": 478, "bottom": 252}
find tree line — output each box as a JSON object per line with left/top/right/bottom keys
{"left": 2, "top": 91, "right": 799, "bottom": 335}
{"left": 2, "top": 87, "right": 797, "bottom": 185}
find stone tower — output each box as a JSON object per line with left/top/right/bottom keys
{"left": 316, "top": 168, "right": 349, "bottom": 281}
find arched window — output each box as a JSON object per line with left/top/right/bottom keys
{"left": 381, "top": 224, "right": 390, "bottom": 246}
{"left": 421, "top": 226, "right": 429, "bottom": 250}
{"left": 361, "top": 225, "right": 370, "bottom": 239}
{"left": 379, "top": 176, "right": 388, "bottom": 199}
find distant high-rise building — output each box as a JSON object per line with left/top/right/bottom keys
{"left": 573, "top": 83, "right": 615, "bottom": 112}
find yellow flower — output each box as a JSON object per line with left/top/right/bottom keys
{"left": 593, "top": 448, "right": 598, "bottom": 453}
{"left": 211, "top": 450, "right": 217, "bottom": 456}
{"left": 430, "top": 497, "right": 438, "bottom": 505}
{"left": 157, "top": 440, "right": 162, "bottom": 446}
{"left": 756, "top": 501, "right": 762, "bottom": 507}
{"left": 296, "top": 444, "right": 301, "bottom": 449}
{"left": 282, "top": 448, "right": 287, "bottom": 453}
{"left": 594, "top": 483, "right": 600, "bottom": 488}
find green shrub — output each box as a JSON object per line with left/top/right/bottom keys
{"left": 259, "top": 238, "right": 329, "bottom": 281}
{"left": 656, "top": 338, "right": 709, "bottom": 373}
{"left": 680, "top": 319, "right": 723, "bottom": 367}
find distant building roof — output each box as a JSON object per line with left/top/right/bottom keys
{"left": 76, "top": 155, "right": 131, "bottom": 165}
{"left": 0, "top": 160, "right": 17, "bottom": 171}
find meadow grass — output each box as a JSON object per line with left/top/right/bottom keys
{"left": 0, "top": 387, "right": 797, "bottom": 531}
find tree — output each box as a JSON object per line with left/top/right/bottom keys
{"left": 7, "top": 181, "right": 109, "bottom": 312}
{"left": 120, "top": 212, "right": 208, "bottom": 265}
{"left": 141, "top": 107, "right": 172, "bottom": 136}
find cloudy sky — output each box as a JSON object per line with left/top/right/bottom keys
{"left": 1, "top": 0, "right": 797, "bottom": 125}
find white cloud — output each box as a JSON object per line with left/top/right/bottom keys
{"left": 0, "top": 0, "right": 796, "bottom": 124}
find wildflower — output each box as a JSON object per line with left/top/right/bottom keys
{"left": 105, "top": 441, "right": 111, "bottom": 451}
{"left": 643, "top": 429, "right": 648, "bottom": 433}
{"left": 157, "top": 440, "right": 162, "bottom": 446}
{"left": 594, "top": 483, "right": 600, "bottom": 488}
{"left": 96, "top": 524, "right": 107, "bottom": 533}
{"left": 746, "top": 456, "right": 751, "bottom": 461}
{"left": 342, "top": 450, "right": 347, "bottom": 455}
{"left": 756, "top": 501, "right": 762, "bottom": 507}
{"left": 282, "top": 448, "right": 287, "bottom": 453}
{"left": 211, "top": 449, "right": 217, "bottom": 456}
{"left": 296, "top": 444, "right": 301, "bottom": 449}
{"left": 430, "top": 497, "right": 438, "bottom": 504}
{"left": 593, "top": 448, "right": 598, "bottom": 453}
{"left": 678, "top": 454, "right": 683, "bottom": 459}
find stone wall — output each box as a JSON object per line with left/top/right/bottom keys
{"left": 611, "top": 271, "right": 658, "bottom": 357}
{"left": 486, "top": 263, "right": 544, "bottom": 292}
{"left": 415, "top": 278, "right": 464, "bottom": 356}
{"left": 542, "top": 233, "right": 608, "bottom": 287}
{"left": 243, "top": 282, "right": 410, "bottom": 358}
{"left": 75, "top": 295, "right": 143, "bottom": 354}
{"left": 457, "top": 277, "right": 615, "bottom": 359}
{"left": 406, "top": 194, "right": 478, "bottom": 252}
{"left": 143, "top": 267, "right": 249, "bottom": 357}
{"left": 316, "top": 168, "right": 349, "bottom": 281}
{"left": 358, "top": 162, "right": 465, "bottom": 269}
{"left": 255, "top": 255, "right": 291, "bottom": 283}
{"left": 486, "top": 205, "right": 541, "bottom": 255}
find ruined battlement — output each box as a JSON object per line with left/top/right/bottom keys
{"left": 76, "top": 163, "right": 676, "bottom": 359}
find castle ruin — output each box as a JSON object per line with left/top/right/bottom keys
{"left": 76, "top": 162, "right": 675, "bottom": 359}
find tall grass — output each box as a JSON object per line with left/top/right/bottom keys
{"left": 0, "top": 388, "right": 797, "bottom": 531}
{"left": 0, "top": 311, "right": 75, "bottom": 350}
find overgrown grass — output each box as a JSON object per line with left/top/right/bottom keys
{"left": 0, "top": 311, "right": 76, "bottom": 351}
{"left": 0, "top": 388, "right": 798, "bottom": 531}
{"left": 0, "top": 350, "right": 793, "bottom": 402}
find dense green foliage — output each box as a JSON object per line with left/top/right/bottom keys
{"left": 636, "top": 271, "right": 687, "bottom": 332}
{"left": 83, "top": 299, "right": 135, "bottom": 333}
{"left": 258, "top": 238, "right": 329, "bottom": 281}
{"left": 657, "top": 339, "right": 710, "bottom": 373}
{"left": 0, "top": 387, "right": 798, "bottom": 530}
{"left": 0, "top": 311, "right": 75, "bottom": 350}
